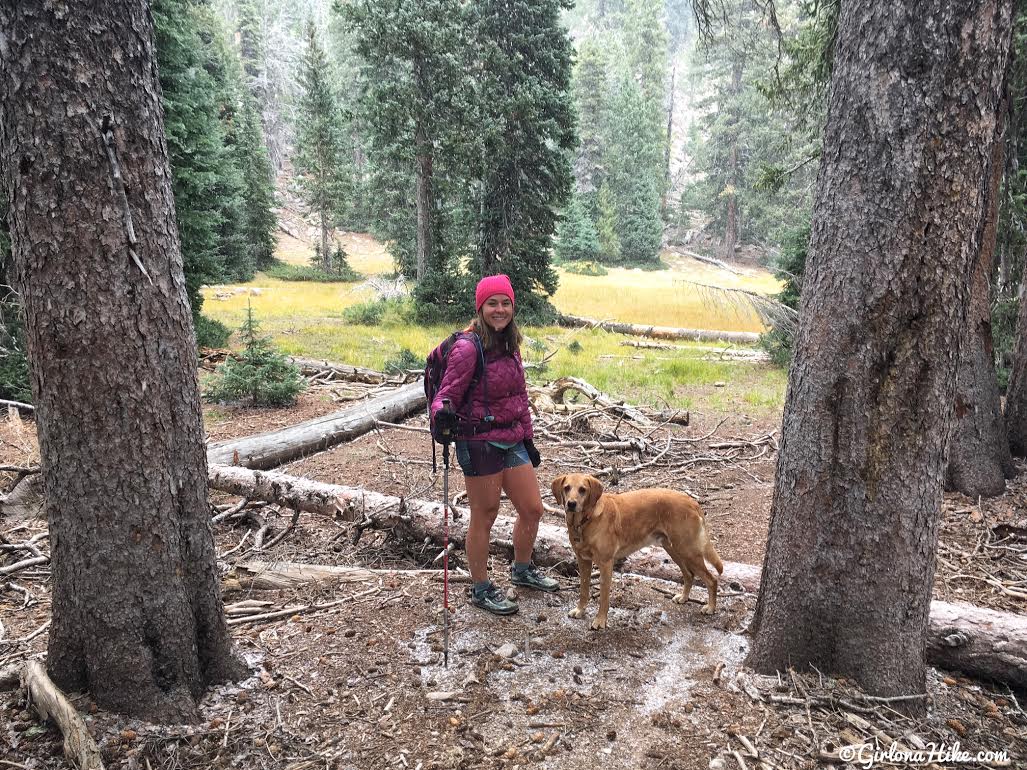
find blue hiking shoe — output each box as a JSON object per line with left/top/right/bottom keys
{"left": 511, "top": 564, "right": 560, "bottom": 593}
{"left": 471, "top": 581, "right": 519, "bottom": 615}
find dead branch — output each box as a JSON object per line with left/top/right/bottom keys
{"left": 22, "top": 660, "right": 105, "bottom": 770}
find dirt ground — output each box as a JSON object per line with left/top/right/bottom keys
{"left": 2, "top": 385, "right": 1026, "bottom": 770}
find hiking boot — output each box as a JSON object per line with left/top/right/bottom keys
{"left": 511, "top": 564, "right": 560, "bottom": 593}
{"left": 471, "top": 582, "right": 519, "bottom": 615}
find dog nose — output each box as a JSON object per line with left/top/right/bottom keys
{"left": 567, "top": 501, "right": 577, "bottom": 511}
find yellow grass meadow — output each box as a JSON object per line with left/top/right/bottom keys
{"left": 201, "top": 234, "right": 788, "bottom": 414}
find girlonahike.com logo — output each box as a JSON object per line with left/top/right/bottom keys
{"left": 839, "top": 741, "right": 1011, "bottom": 768}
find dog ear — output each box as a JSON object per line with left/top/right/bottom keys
{"left": 551, "top": 475, "right": 566, "bottom": 506}
{"left": 586, "top": 476, "right": 604, "bottom": 510}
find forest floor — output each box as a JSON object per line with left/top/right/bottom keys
{"left": 2, "top": 383, "right": 1026, "bottom": 770}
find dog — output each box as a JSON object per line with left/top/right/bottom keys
{"left": 552, "top": 473, "right": 723, "bottom": 630}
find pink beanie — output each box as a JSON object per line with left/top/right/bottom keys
{"left": 475, "top": 274, "right": 515, "bottom": 312}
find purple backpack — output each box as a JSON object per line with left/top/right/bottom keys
{"left": 424, "top": 331, "right": 486, "bottom": 444}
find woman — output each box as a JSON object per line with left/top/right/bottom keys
{"left": 431, "top": 274, "right": 558, "bottom": 615}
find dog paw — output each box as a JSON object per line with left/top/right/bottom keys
{"left": 568, "top": 607, "right": 585, "bottom": 619}
{"left": 672, "top": 592, "right": 687, "bottom": 604}
{"left": 590, "top": 616, "right": 607, "bottom": 630}
{"left": 701, "top": 605, "right": 716, "bottom": 615}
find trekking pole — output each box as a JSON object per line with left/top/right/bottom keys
{"left": 441, "top": 399, "right": 452, "bottom": 668}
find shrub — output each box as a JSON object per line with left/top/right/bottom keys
{"left": 204, "top": 304, "right": 305, "bottom": 406}
{"left": 563, "top": 260, "right": 608, "bottom": 276}
{"left": 195, "top": 313, "right": 232, "bottom": 349}
{"left": 343, "top": 297, "right": 413, "bottom": 326}
{"left": 264, "top": 259, "right": 361, "bottom": 283}
{"left": 384, "top": 347, "right": 422, "bottom": 376}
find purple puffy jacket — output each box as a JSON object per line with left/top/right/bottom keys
{"left": 430, "top": 337, "right": 533, "bottom": 443}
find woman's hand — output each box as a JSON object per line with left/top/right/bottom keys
{"left": 524, "top": 439, "right": 542, "bottom": 468}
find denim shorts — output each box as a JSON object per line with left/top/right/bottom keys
{"left": 455, "top": 440, "right": 530, "bottom": 477}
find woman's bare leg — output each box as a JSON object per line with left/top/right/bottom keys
{"left": 463, "top": 471, "right": 503, "bottom": 583}
{"left": 502, "top": 464, "right": 545, "bottom": 563}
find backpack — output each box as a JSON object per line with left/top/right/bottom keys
{"left": 424, "top": 331, "right": 487, "bottom": 448}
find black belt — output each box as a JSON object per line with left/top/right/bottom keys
{"left": 464, "top": 420, "right": 516, "bottom": 436}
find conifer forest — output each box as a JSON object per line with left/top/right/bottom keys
{"left": 1, "top": 1, "right": 1027, "bottom": 769}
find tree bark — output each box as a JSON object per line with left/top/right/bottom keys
{"left": 0, "top": 1, "right": 243, "bottom": 721}
{"left": 207, "top": 381, "right": 426, "bottom": 469}
{"left": 207, "top": 466, "right": 1027, "bottom": 689}
{"left": 946, "top": 91, "right": 1014, "bottom": 497}
{"left": 745, "top": 0, "right": 1013, "bottom": 709}
{"left": 414, "top": 118, "right": 433, "bottom": 282}
{"left": 556, "top": 313, "right": 760, "bottom": 343}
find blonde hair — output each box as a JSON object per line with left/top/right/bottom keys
{"left": 466, "top": 311, "right": 522, "bottom": 355}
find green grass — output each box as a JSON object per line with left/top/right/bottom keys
{"left": 200, "top": 237, "right": 788, "bottom": 416}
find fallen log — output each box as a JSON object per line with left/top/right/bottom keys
{"left": 547, "top": 376, "right": 651, "bottom": 426}
{"left": 207, "top": 380, "right": 426, "bottom": 469}
{"left": 557, "top": 312, "right": 760, "bottom": 344}
{"left": 22, "top": 660, "right": 105, "bottom": 770}
{"left": 228, "top": 560, "right": 471, "bottom": 590}
{"left": 207, "top": 465, "right": 1027, "bottom": 689}
{"left": 287, "top": 356, "right": 415, "bottom": 385}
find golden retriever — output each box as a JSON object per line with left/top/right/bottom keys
{"left": 552, "top": 473, "right": 723, "bottom": 630}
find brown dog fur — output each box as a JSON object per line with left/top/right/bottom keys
{"left": 552, "top": 473, "right": 723, "bottom": 629}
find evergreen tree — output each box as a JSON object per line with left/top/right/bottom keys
{"left": 555, "top": 196, "right": 601, "bottom": 263}
{"left": 571, "top": 36, "right": 610, "bottom": 203}
{"left": 595, "top": 181, "right": 622, "bottom": 261}
{"left": 345, "top": 0, "right": 476, "bottom": 283}
{"left": 205, "top": 304, "right": 306, "bottom": 406}
{"left": 617, "top": 174, "right": 663, "bottom": 264}
{"left": 153, "top": 0, "right": 232, "bottom": 314}
{"left": 607, "top": 73, "right": 663, "bottom": 264}
{"left": 235, "top": 97, "right": 278, "bottom": 270}
{"left": 470, "top": 0, "right": 577, "bottom": 320}
{"left": 294, "top": 22, "right": 349, "bottom": 261}
{"left": 683, "top": 0, "right": 815, "bottom": 252}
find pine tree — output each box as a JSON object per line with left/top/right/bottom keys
{"left": 295, "top": 22, "right": 348, "bottom": 261}
{"left": 607, "top": 73, "right": 663, "bottom": 264}
{"left": 205, "top": 304, "right": 306, "bottom": 407}
{"left": 618, "top": 174, "right": 663, "bottom": 264}
{"left": 236, "top": 97, "right": 278, "bottom": 270}
{"left": 572, "top": 36, "right": 610, "bottom": 203}
{"left": 471, "top": 0, "right": 577, "bottom": 320}
{"left": 555, "top": 196, "right": 601, "bottom": 263}
{"left": 153, "top": 0, "right": 232, "bottom": 314}
{"left": 595, "top": 182, "right": 622, "bottom": 261}
{"left": 345, "top": 0, "right": 476, "bottom": 283}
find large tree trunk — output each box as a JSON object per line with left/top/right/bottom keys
{"left": 0, "top": 1, "right": 243, "bottom": 721}
{"left": 946, "top": 94, "right": 1014, "bottom": 497}
{"left": 208, "top": 466, "right": 1027, "bottom": 690}
{"left": 745, "top": 0, "right": 1013, "bottom": 710}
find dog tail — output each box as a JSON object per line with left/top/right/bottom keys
{"left": 704, "top": 534, "right": 724, "bottom": 574}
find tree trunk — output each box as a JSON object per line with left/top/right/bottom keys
{"left": 661, "top": 61, "right": 676, "bottom": 217}
{"left": 745, "top": 0, "right": 1013, "bottom": 710}
{"left": 207, "top": 466, "right": 1027, "bottom": 690}
{"left": 723, "top": 61, "right": 741, "bottom": 260}
{"left": 0, "top": 1, "right": 243, "bottom": 721}
{"left": 207, "top": 381, "right": 426, "bottom": 469}
{"left": 946, "top": 93, "right": 1014, "bottom": 497}
{"left": 415, "top": 119, "right": 433, "bottom": 282}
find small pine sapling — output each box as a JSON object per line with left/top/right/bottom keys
{"left": 205, "top": 303, "right": 306, "bottom": 406}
